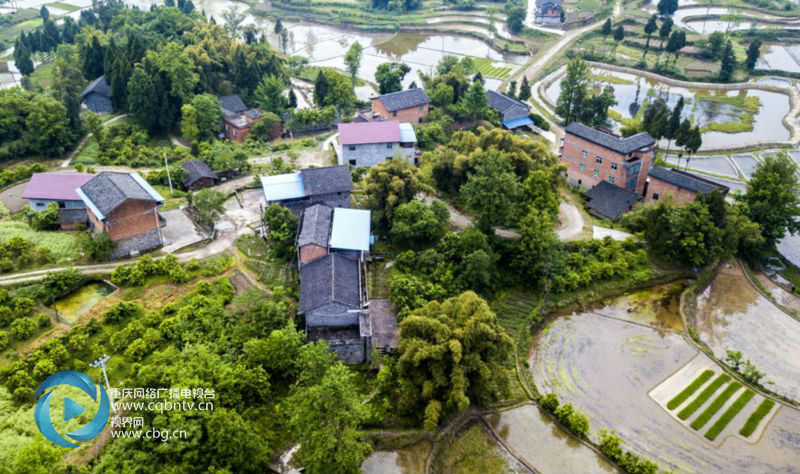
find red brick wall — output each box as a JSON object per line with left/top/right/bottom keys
{"left": 105, "top": 200, "right": 160, "bottom": 241}
{"left": 644, "top": 178, "right": 698, "bottom": 204}
{"left": 299, "top": 244, "right": 328, "bottom": 264}
{"left": 560, "top": 133, "right": 654, "bottom": 195}
{"left": 371, "top": 98, "right": 429, "bottom": 123}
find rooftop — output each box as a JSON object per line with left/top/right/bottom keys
{"left": 648, "top": 166, "right": 730, "bottom": 195}
{"left": 330, "top": 208, "right": 371, "bottom": 252}
{"left": 261, "top": 172, "right": 305, "bottom": 202}
{"left": 399, "top": 123, "right": 417, "bottom": 143}
{"left": 299, "top": 253, "right": 362, "bottom": 313}
{"left": 80, "top": 75, "right": 111, "bottom": 100}
{"left": 565, "top": 122, "right": 655, "bottom": 155}
{"left": 78, "top": 172, "right": 164, "bottom": 220}
{"left": 219, "top": 94, "right": 248, "bottom": 114}
{"left": 23, "top": 173, "right": 95, "bottom": 201}
{"left": 261, "top": 166, "right": 353, "bottom": 203}
{"left": 488, "top": 90, "right": 530, "bottom": 122}
{"left": 586, "top": 180, "right": 642, "bottom": 220}
{"left": 297, "top": 204, "right": 333, "bottom": 248}
{"left": 375, "top": 88, "right": 431, "bottom": 112}
{"left": 182, "top": 160, "right": 218, "bottom": 187}
{"left": 338, "top": 121, "right": 403, "bottom": 145}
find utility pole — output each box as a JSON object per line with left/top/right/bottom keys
{"left": 90, "top": 354, "right": 112, "bottom": 394}
{"left": 163, "top": 151, "right": 173, "bottom": 194}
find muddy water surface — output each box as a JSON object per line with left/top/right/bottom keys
{"left": 52, "top": 282, "right": 115, "bottom": 324}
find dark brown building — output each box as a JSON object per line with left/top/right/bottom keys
{"left": 645, "top": 166, "right": 729, "bottom": 204}
{"left": 370, "top": 88, "right": 431, "bottom": 123}
{"left": 182, "top": 160, "right": 219, "bottom": 191}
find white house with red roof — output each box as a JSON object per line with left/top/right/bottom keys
{"left": 337, "top": 121, "right": 417, "bottom": 167}
{"left": 22, "top": 173, "right": 95, "bottom": 229}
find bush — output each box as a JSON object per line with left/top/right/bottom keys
{"left": 34, "top": 313, "right": 51, "bottom": 329}
{"left": 105, "top": 302, "right": 144, "bottom": 324}
{"left": 0, "top": 331, "right": 8, "bottom": 349}
{"left": 83, "top": 233, "right": 115, "bottom": 262}
{"left": 10, "top": 318, "right": 36, "bottom": 340}
{"left": 540, "top": 392, "right": 559, "bottom": 412}
{"left": 599, "top": 429, "right": 662, "bottom": 474}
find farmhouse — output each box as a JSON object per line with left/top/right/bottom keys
{"left": 219, "top": 94, "right": 262, "bottom": 142}
{"left": 337, "top": 121, "right": 417, "bottom": 167}
{"left": 261, "top": 165, "right": 352, "bottom": 214}
{"left": 645, "top": 166, "right": 729, "bottom": 204}
{"left": 296, "top": 205, "right": 372, "bottom": 265}
{"left": 586, "top": 180, "right": 643, "bottom": 220}
{"left": 370, "top": 88, "right": 431, "bottom": 123}
{"left": 80, "top": 75, "right": 113, "bottom": 114}
{"left": 22, "top": 173, "right": 95, "bottom": 230}
{"left": 182, "top": 160, "right": 219, "bottom": 191}
{"left": 535, "top": 0, "right": 563, "bottom": 25}
{"left": 488, "top": 90, "right": 533, "bottom": 130}
{"left": 77, "top": 172, "right": 165, "bottom": 259}
{"left": 561, "top": 122, "right": 655, "bottom": 196}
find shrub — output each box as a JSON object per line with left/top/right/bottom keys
{"left": 540, "top": 392, "right": 559, "bottom": 412}
{"left": 599, "top": 429, "right": 662, "bottom": 474}
{"left": 33, "top": 313, "right": 51, "bottom": 329}
{"left": 105, "top": 302, "right": 144, "bottom": 324}
{"left": 10, "top": 318, "right": 36, "bottom": 340}
{"left": 29, "top": 203, "right": 60, "bottom": 230}
{"left": 0, "top": 331, "right": 8, "bottom": 349}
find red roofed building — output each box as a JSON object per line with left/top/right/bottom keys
{"left": 337, "top": 121, "right": 418, "bottom": 167}
{"left": 23, "top": 173, "right": 95, "bottom": 230}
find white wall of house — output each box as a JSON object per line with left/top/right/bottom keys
{"left": 339, "top": 142, "right": 416, "bottom": 167}
{"left": 26, "top": 199, "right": 85, "bottom": 211}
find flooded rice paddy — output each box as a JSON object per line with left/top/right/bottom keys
{"left": 52, "top": 281, "right": 115, "bottom": 324}
{"left": 545, "top": 69, "right": 792, "bottom": 149}
{"left": 530, "top": 284, "right": 800, "bottom": 473}
{"left": 664, "top": 155, "right": 739, "bottom": 178}
{"left": 757, "top": 44, "right": 800, "bottom": 74}
{"left": 361, "top": 440, "right": 431, "bottom": 474}
{"left": 695, "top": 261, "right": 800, "bottom": 403}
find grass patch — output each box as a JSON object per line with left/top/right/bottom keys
{"left": 472, "top": 58, "right": 513, "bottom": 80}
{"left": 667, "top": 369, "right": 715, "bottom": 410}
{"left": 28, "top": 62, "right": 55, "bottom": 91}
{"left": 437, "top": 424, "right": 507, "bottom": 474}
{"left": 590, "top": 72, "right": 634, "bottom": 85}
{"left": 47, "top": 1, "right": 81, "bottom": 12}
{"left": 72, "top": 138, "right": 99, "bottom": 165}
{"left": 236, "top": 234, "right": 297, "bottom": 287}
{"left": 705, "top": 389, "right": 755, "bottom": 441}
{"left": 697, "top": 94, "right": 761, "bottom": 134}
{"left": 739, "top": 399, "right": 776, "bottom": 437}
{"left": 690, "top": 381, "right": 742, "bottom": 430}
{"left": 0, "top": 220, "right": 84, "bottom": 264}
{"left": 677, "top": 373, "right": 731, "bottom": 420}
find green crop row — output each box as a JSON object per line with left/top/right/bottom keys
{"left": 691, "top": 382, "right": 742, "bottom": 430}
{"left": 677, "top": 373, "right": 731, "bottom": 420}
{"left": 705, "top": 389, "right": 755, "bottom": 441}
{"left": 739, "top": 399, "right": 776, "bottom": 437}
{"left": 667, "top": 370, "right": 715, "bottom": 410}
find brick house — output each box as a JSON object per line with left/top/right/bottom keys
{"left": 370, "top": 88, "right": 431, "bottom": 123}
{"left": 23, "top": 173, "right": 95, "bottom": 230}
{"left": 181, "top": 160, "right": 219, "bottom": 191}
{"left": 535, "top": 0, "right": 563, "bottom": 25}
{"left": 261, "top": 165, "right": 353, "bottom": 215}
{"left": 296, "top": 204, "right": 372, "bottom": 265}
{"left": 77, "top": 172, "right": 165, "bottom": 259}
{"left": 488, "top": 90, "right": 533, "bottom": 130}
{"left": 338, "top": 121, "right": 417, "bottom": 167}
{"left": 645, "top": 166, "right": 729, "bottom": 204}
{"left": 219, "top": 94, "right": 262, "bottom": 142}
{"left": 561, "top": 122, "right": 656, "bottom": 196}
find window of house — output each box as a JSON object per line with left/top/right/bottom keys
{"left": 386, "top": 157, "right": 393, "bottom": 161}
{"left": 36, "top": 202, "right": 45, "bottom": 208}
{"left": 579, "top": 163, "right": 585, "bottom": 171}
{"left": 608, "top": 176, "right": 615, "bottom": 184}
{"left": 611, "top": 162, "right": 618, "bottom": 171}
{"left": 349, "top": 145, "right": 356, "bottom": 151}
{"left": 392, "top": 111, "right": 397, "bottom": 117}
{"left": 596, "top": 156, "right": 603, "bottom": 164}
{"left": 581, "top": 150, "right": 587, "bottom": 159}
{"left": 652, "top": 192, "right": 659, "bottom": 201}
{"left": 387, "top": 143, "right": 393, "bottom": 149}
{"left": 58, "top": 201, "right": 65, "bottom": 208}
{"left": 593, "top": 169, "right": 599, "bottom": 177}
{"left": 349, "top": 159, "right": 356, "bottom": 165}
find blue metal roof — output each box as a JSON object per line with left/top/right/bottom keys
{"left": 330, "top": 208, "right": 371, "bottom": 252}
{"left": 503, "top": 116, "right": 534, "bottom": 129}
{"left": 261, "top": 172, "right": 306, "bottom": 202}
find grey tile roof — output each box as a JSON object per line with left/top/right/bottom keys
{"left": 83, "top": 94, "right": 112, "bottom": 114}
{"left": 80, "top": 172, "right": 158, "bottom": 216}
{"left": 182, "top": 160, "right": 218, "bottom": 188}
{"left": 377, "top": 88, "right": 431, "bottom": 112}
{"left": 297, "top": 204, "right": 333, "bottom": 247}
{"left": 536, "top": 0, "right": 562, "bottom": 7}
{"left": 80, "top": 75, "right": 111, "bottom": 100}
{"left": 648, "top": 166, "right": 729, "bottom": 195}
{"left": 299, "top": 253, "right": 361, "bottom": 313}
{"left": 218, "top": 94, "right": 248, "bottom": 114}
{"left": 565, "top": 122, "right": 655, "bottom": 155}
{"left": 300, "top": 166, "right": 353, "bottom": 196}
{"left": 488, "top": 90, "right": 530, "bottom": 121}
{"left": 587, "top": 180, "right": 642, "bottom": 220}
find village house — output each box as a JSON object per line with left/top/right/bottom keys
{"left": 182, "top": 160, "right": 219, "bottom": 191}
{"left": 561, "top": 122, "right": 656, "bottom": 196}
{"left": 80, "top": 75, "right": 113, "bottom": 114}
{"left": 296, "top": 205, "right": 372, "bottom": 265}
{"left": 535, "top": 0, "right": 563, "bottom": 25}
{"left": 586, "top": 180, "right": 643, "bottom": 220}
{"left": 337, "top": 121, "right": 418, "bottom": 167}
{"left": 22, "top": 173, "right": 95, "bottom": 230}
{"left": 370, "top": 88, "right": 431, "bottom": 123}
{"left": 488, "top": 90, "right": 533, "bottom": 130}
{"left": 77, "top": 172, "right": 165, "bottom": 259}
{"left": 219, "top": 94, "right": 263, "bottom": 142}
{"left": 261, "top": 165, "right": 353, "bottom": 215}
{"left": 645, "top": 166, "right": 729, "bottom": 204}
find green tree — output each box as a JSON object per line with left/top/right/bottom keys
{"left": 719, "top": 39, "right": 736, "bottom": 82}
{"left": 460, "top": 80, "right": 489, "bottom": 123}
{"left": 312, "top": 68, "right": 356, "bottom": 112}
{"left": 29, "top": 203, "right": 60, "bottom": 230}
{"left": 391, "top": 291, "right": 513, "bottom": 430}
{"left": 253, "top": 75, "right": 288, "bottom": 113}
{"left": 643, "top": 14, "right": 658, "bottom": 58}
{"left": 658, "top": 16, "right": 673, "bottom": 50}
{"left": 40, "top": 5, "right": 49, "bottom": 22}
{"left": 505, "top": 1, "right": 526, "bottom": 34}
{"left": 344, "top": 41, "right": 364, "bottom": 87}
{"left": 461, "top": 153, "right": 522, "bottom": 231}
{"left": 555, "top": 58, "right": 589, "bottom": 124}
{"left": 52, "top": 45, "right": 86, "bottom": 133}
{"left": 287, "top": 363, "right": 370, "bottom": 474}
{"left": 513, "top": 207, "right": 559, "bottom": 284}
{"left": 742, "top": 154, "right": 800, "bottom": 247}
{"left": 81, "top": 35, "right": 105, "bottom": 80}
{"left": 707, "top": 31, "right": 725, "bottom": 59}
{"left": 191, "top": 188, "right": 226, "bottom": 229}
{"left": 127, "top": 65, "right": 158, "bottom": 132}
{"left": 15, "top": 44, "right": 34, "bottom": 76}
{"left": 364, "top": 160, "right": 421, "bottom": 233}
{"left": 579, "top": 84, "right": 616, "bottom": 127}
{"left": 180, "top": 104, "right": 200, "bottom": 142}
{"left": 602, "top": 18, "right": 613, "bottom": 40}
{"left": 375, "top": 62, "right": 411, "bottom": 94}
{"left": 746, "top": 39, "right": 762, "bottom": 71}
{"left": 192, "top": 93, "right": 224, "bottom": 140}
{"left": 613, "top": 25, "right": 625, "bottom": 53}
{"left": 11, "top": 318, "right": 36, "bottom": 340}
{"left": 390, "top": 200, "right": 447, "bottom": 245}
{"left": 522, "top": 169, "right": 561, "bottom": 219}
{"left": 507, "top": 80, "right": 517, "bottom": 99}
{"left": 25, "top": 95, "right": 73, "bottom": 157}
{"left": 250, "top": 112, "right": 282, "bottom": 141}
{"left": 519, "top": 75, "right": 531, "bottom": 101}
{"left": 263, "top": 203, "right": 299, "bottom": 261}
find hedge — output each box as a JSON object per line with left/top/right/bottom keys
{"left": 690, "top": 382, "right": 742, "bottom": 430}
{"left": 677, "top": 373, "right": 730, "bottom": 420}
{"left": 739, "top": 399, "right": 776, "bottom": 437}
{"left": 667, "top": 369, "right": 715, "bottom": 410}
{"left": 705, "top": 389, "right": 755, "bottom": 441}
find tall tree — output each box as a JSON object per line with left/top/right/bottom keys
{"left": 14, "top": 44, "right": 34, "bottom": 76}
{"left": 81, "top": 35, "right": 105, "bottom": 80}
{"left": 519, "top": 75, "right": 531, "bottom": 101}
{"left": 643, "top": 14, "right": 658, "bottom": 58}
{"left": 52, "top": 45, "right": 85, "bottom": 134}
{"left": 507, "top": 80, "right": 517, "bottom": 98}
{"left": 555, "top": 58, "right": 590, "bottom": 124}
{"left": 746, "top": 39, "right": 762, "bottom": 71}
{"left": 25, "top": 96, "right": 74, "bottom": 157}
{"left": 253, "top": 75, "right": 287, "bottom": 113}
{"left": 742, "top": 154, "right": 800, "bottom": 247}
{"left": 602, "top": 18, "right": 612, "bottom": 40}
{"left": 663, "top": 96, "right": 683, "bottom": 156}
{"left": 192, "top": 93, "right": 224, "bottom": 140}
{"left": 579, "top": 84, "right": 617, "bottom": 127}
{"left": 127, "top": 66, "right": 158, "bottom": 131}
{"left": 375, "top": 62, "right": 411, "bottom": 94}
{"left": 658, "top": 16, "right": 673, "bottom": 50}
{"left": 505, "top": 1, "right": 526, "bottom": 34}
{"left": 613, "top": 25, "right": 625, "bottom": 55}
{"left": 462, "top": 152, "right": 522, "bottom": 231}
{"left": 364, "top": 160, "right": 420, "bottom": 233}
{"left": 718, "top": 39, "right": 736, "bottom": 82}
{"left": 460, "top": 80, "right": 489, "bottom": 123}
{"left": 344, "top": 41, "right": 363, "bottom": 88}
{"left": 40, "top": 5, "right": 49, "bottom": 23}
{"left": 514, "top": 207, "right": 560, "bottom": 284}
{"left": 665, "top": 30, "right": 686, "bottom": 66}
{"left": 313, "top": 69, "right": 330, "bottom": 106}
{"left": 180, "top": 104, "right": 199, "bottom": 142}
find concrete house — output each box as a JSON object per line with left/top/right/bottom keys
{"left": 219, "top": 94, "right": 262, "bottom": 142}
{"left": 261, "top": 165, "right": 353, "bottom": 215}
{"left": 488, "top": 90, "right": 533, "bottom": 130}
{"left": 338, "top": 121, "right": 417, "bottom": 167}
{"left": 561, "top": 122, "right": 655, "bottom": 196}
{"left": 77, "top": 172, "right": 165, "bottom": 259}
{"left": 370, "top": 88, "right": 431, "bottom": 123}
{"left": 80, "top": 76, "right": 113, "bottom": 114}
{"left": 535, "top": 0, "right": 563, "bottom": 25}
{"left": 22, "top": 173, "right": 95, "bottom": 230}
{"left": 645, "top": 166, "right": 729, "bottom": 204}
{"left": 296, "top": 205, "right": 372, "bottom": 265}
{"left": 182, "top": 160, "right": 219, "bottom": 191}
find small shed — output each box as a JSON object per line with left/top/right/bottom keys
{"left": 80, "top": 76, "right": 113, "bottom": 114}
{"left": 182, "top": 160, "right": 219, "bottom": 191}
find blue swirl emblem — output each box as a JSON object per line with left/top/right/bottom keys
{"left": 33, "top": 370, "right": 111, "bottom": 448}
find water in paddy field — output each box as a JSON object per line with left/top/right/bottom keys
{"left": 52, "top": 281, "right": 115, "bottom": 324}
{"left": 546, "top": 69, "right": 791, "bottom": 149}
{"left": 529, "top": 288, "right": 800, "bottom": 473}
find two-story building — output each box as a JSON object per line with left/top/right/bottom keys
{"left": 370, "top": 88, "right": 431, "bottom": 123}
{"left": 77, "top": 172, "right": 165, "bottom": 258}
{"left": 296, "top": 205, "right": 372, "bottom": 265}
{"left": 219, "top": 94, "right": 263, "bottom": 142}
{"left": 561, "top": 122, "right": 656, "bottom": 196}
{"left": 22, "top": 173, "right": 95, "bottom": 230}
{"left": 261, "top": 165, "right": 353, "bottom": 215}
{"left": 645, "top": 166, "right": 729, "bottom": 204}
{"left": 337, "top": 121, "right": 417, "bottom": 167}
{"left": 535, "top": 0, "right": 563, "bottom": 25}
